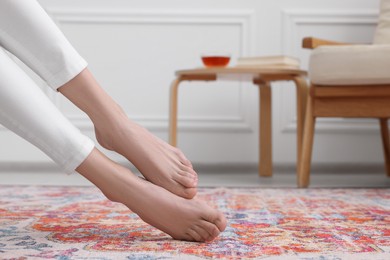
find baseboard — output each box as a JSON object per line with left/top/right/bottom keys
{"left": 0, "top": 161, "right": 387, "bottom": 187}
{"left": 0, "top": 161, "right": 385, "bottom": 174}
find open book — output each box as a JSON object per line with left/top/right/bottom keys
{"left": 236, "top": 55, "right": 300, "bottom": 69}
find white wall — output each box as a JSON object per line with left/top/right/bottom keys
{"left": 0, "top": 0, "right": 383, "bottom": 174}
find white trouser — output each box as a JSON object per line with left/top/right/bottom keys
{"left": 0, "top": 0, "right": 95, "bottom": 173}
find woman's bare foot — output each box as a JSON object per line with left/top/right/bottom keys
{"left": 122, "top": 177, "right": 226, "bottom": 242}
{"left": 77, "top": 148, "right": 227, "bottom": 242}
{"left": 94, "top": 113, "right": 198, "bottom": 199}
{"left": 59, "top": 69, "right": 198, "bottom": 199}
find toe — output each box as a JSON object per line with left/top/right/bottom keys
{"left": 215, "top": 214, "right": 227, "bottom": 232}
{"left": 204, "top": 211, "right": 227, "bottom": 232}
{"left": 178, "top": 165, "right": 198, "bottom": 179}
{"left": 186, "top": 228, "right": 203, "bottom": 242}
{"left": 193, "top": 224, "right": 212, "bottom": 242}
{"left": 199, "top": 220, "right": 221, "bottom": 241}
{"left": 175, "top": 149, "right": 193, "bottom": 168}
{"left": 175, "top": 172, "right": 197, "bottom": 188}
{"left": 181, "top": 187, "right": 197, "bottom": 199}
{"left": 167, "top": 179, "right": 197, "bottom": 199}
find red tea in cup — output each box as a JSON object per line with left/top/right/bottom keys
{"left": 201, "top": 56, "right": 230, "bottom": 67}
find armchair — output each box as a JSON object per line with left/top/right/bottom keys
{"left": 298, "top": 0, "right": 390, "bottom": 187}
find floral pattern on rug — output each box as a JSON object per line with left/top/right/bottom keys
{"left": 0, "top": 185, "right": 389, "bottom": 259}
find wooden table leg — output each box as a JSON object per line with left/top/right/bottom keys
{"left": 293, "top": 76, "right": 308, "bottom": 172}
{"left": 256, "top": 81, "right": 272, "bottom": 177}
{"left": 169, "top": 77, "right": 182, "bottom": 146}
{"left": 379, "top": 118, "right": 390, "bottom": 177}
{"left": 169, "top": 74, "right": 216, "bottom": 147}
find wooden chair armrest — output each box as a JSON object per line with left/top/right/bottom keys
{"left": 302, "top": 37, "right": 352, "bottom": 49}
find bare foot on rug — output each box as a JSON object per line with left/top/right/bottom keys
{"left": 123, "top": 177, "right": 227, "bottom": 242}
{"left": 77, "top": 148, "right": 226, "bottom": 242}
{"left": 59, "top": 69, "right": 198, "bottom": 199}
{"left": 94, "top": 115, "right": 198, "bottom": 199}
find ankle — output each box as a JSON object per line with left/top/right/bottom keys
{"left": 103, "top": 165, "right": 142, "bottom": 203}
{"left": 91, "top": 102, "right": 126, "bottom": 123}
{"left": 91, "top": 104, "right": 130, "bottom": 138}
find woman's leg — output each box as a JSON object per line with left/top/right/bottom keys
{"left": 59, "top": 70, "right": 198, "bottom": 199}
{"left": 0, "top": 0, "right": 198, "bottom": 199}
{"left": 0, "top": 0, "right": 87, "bottom": 90}
{"left": 0, "top": 0, "right": 227, "bottom": 241}
{"left": 0, "top": 49, "right": 226, "bottom": 241}
{"left": 0, "top": 48, "right": 93, "bottom": 174}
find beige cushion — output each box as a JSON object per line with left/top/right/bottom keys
{"left": 309, "top": 45, "right": 390, "bottom": 85}
{"left": 374, "top": 0, "right": 390, "bottom": 44}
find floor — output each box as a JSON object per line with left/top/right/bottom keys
{"left": 1, "top": 165, "right": 390, "bottom": 188}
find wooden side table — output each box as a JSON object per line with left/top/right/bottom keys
{"left": 169, "top": 67, "right": 308, "bottom": 178}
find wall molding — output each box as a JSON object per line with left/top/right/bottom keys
{"left": 65, "top": 114, "right": 254, "bottom": 132}
{"left": 47, "top": 8, "right": 256, "bottom": 132}
{"left": 281, "top": 9, "right": 380, "bottom": 134}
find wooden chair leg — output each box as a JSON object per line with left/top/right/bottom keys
{"left": 379, "top": 118, "right": 390, "bottom": 177}
{"left": 293, "top": 76, "right": 309, "bottom": 172}
{"left": 169, "top": 77, "right": 182, "bottom": 146}
{"left": 298, "top": 94, "right": 316, "bottom": 188}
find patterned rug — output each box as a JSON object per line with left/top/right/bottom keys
{"left": 0, "top": 185, "right": 389, "bottom": 260}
